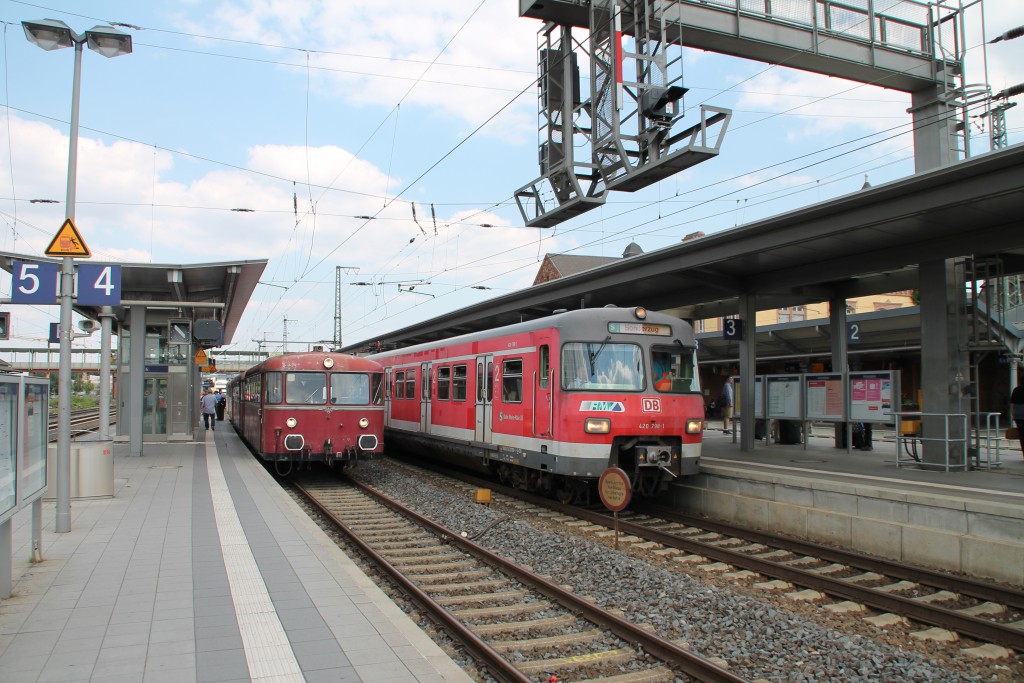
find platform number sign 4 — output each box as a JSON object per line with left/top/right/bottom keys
{"left": 75, "top": 264, "right": 122, "bottom": 306}
{"left": 11, "top": 262, "right": 59, "bottom": 304}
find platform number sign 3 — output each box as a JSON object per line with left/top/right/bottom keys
{"left": 76, "top": 264, "right": 122, "bottom": 306}
{"left": 722, "top": 318, "right": 744, "bottom": 341}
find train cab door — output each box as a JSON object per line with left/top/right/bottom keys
{"left": 419, "top": 362, "right": 431, "bottom": 432}
{"left": 533, "top": 343, "right": 552, "bottom": 438}
{"left": 474, "top": 355, "right": 493, "bottom": 443}
{"left": 384, "top": 367, "right": 393, "bottom": 428}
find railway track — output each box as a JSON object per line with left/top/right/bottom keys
{"left": 289, "top": 473, "right": 750, "bottom": 683}
{"left": 390, "top": 458, "right": 1024, "bottom": 657}
{"left": 48, "top": 407, "right": 103, "bottom": 441}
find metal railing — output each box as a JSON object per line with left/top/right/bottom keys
{"left": 892, "top": 411, "right": 968, "bottom": 471}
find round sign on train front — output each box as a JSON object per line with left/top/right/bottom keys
{"left": 598, "top": 467, "right": 631, "bottom": 512}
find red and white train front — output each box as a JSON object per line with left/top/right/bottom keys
{"left": 372, "top": 306, "right": 703, "bottom": 501}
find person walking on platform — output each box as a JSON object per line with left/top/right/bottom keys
{"left": 721, "top": 376, "right": 734, "bottom": 433}
{"left": 201, "top": 388, "right": 218, "bottom": 431}
{"left": 215, "top": 389, "right": 226, "bottom": 421}
{"left": 1011, "top": 373, "right": 1024, "bottom": 455}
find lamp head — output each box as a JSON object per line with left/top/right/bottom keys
{"left": 85, "top": 25, "right": 132, "bottom": 58}
{"left": 22, "top": 18, "right": 74, "bottom": 51}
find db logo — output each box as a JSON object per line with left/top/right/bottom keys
{"left": 641, "top": 398, "right": 661, "bottom": 412}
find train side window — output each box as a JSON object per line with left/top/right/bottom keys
{"left": 452, "top": 364, "right": 467, "bottom": 401}
{"left": 371, "top": 373, "right": 384, "bottom": 405}
{"left": 437, "top": 366, "right": 451, "bottom": 400}
{"left": 265, "top": 372, "right": 282, "bottom": 404}
{"left": 394, "top": 371, "right": 404, "bottom": 399}
{"left": 538, "top": 345, "right": 549, "bottom": 389}
{"left": 502, "top": 359, "right": 523, "bottom": 403}
{"left": 476, "top": 362, "right": 484, "bottom": 403}
{"left": 405, "top": 370, "right": 416, "bottom": 399}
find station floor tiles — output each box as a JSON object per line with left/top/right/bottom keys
{"left": 0, "top": 429, "right": 472, "bottom": 683}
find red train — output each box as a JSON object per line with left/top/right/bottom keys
{"left": 369, "top": 306, "right": 704, "bottom": 502}
{"left": 227, "top": 351, "right": 385, "bottom": 474}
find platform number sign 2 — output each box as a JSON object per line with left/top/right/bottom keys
{"left": 847, "top": 322, "right": 861, "bottom": 345}
{"left": 76, "top": 264, "right": 122, "bottom": 306}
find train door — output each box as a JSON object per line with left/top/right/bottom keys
{"left": 420, "top": 362, "right": 431, "bottom": 432}
{"left": 534, "top": 342, "right": 552, "bottom": 437}
{"left": 474, "top": 355, "right": 493, "bottom": 442}
{"left": 384, "top": 367, "right": 393, "bottom": 428}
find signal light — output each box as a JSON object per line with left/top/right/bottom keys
{"left": 640, "top": 85, "right": 688, "bottom": 121}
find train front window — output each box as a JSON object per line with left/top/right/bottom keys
{"left": 330, "top": 373, "right": 370, "bottom": 405}
{"left": 561, "top": 343, "right": 644, "bottom": 391}
{"left": 265, "top": 372, "right": 282, "bottom": 404}
{"left": 286, "top": 372, "right": 327, "bottom": 405}
{"left": 651, "top": 346, "right": 699, "bottom": 393}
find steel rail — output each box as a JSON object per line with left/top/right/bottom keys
{"left": 398, "top": 459, "right": 1024, "bottom": 653}
{"left": 334, "top": 476, "right": 750, "bottom": 683}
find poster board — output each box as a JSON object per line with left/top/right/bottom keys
{"left": 804, "top": 373, "right": 845, "bottom": 422}
{"left": 0, "top": 376, "right": 48, "bottom": 525}
{"left": 0, "top": 378, "right": 16, "bottom": 523}
{"left": 766, "top": 375, "right": 802, "bottom": 419}
{"left": 849, "top": 371, "right": 897, "bottom": 424}
{"left": 734, "top": 376, "right": 764, "bottom": 419}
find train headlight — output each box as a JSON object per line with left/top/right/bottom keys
{"left": 686, "top": 420, "right": 703, "bottom": 434}
{"left": 323, "top": 357, "right": 335, "bottom": 368}
{"left": 358, "top": 417, "right": 369, "bottom": 429}
{"left": 584, "top": 418, "right": 611, "bottom": 434}
{"left": 633, "top": 306, "right": 647, "bottom": 320}
{"left": 286, "top": 417, "right": 298, "bottom": 429}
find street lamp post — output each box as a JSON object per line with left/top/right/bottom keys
{"left": 23, "top": 19, "right": 132, "bottom": 533}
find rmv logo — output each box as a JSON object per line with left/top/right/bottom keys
{"left": 641, "top": 398, "right": 661, "bottom": 413}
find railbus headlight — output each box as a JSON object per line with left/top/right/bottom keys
{"left": 286, "top": 417, "right": 298, "bottom": 429}
{"left": 323, "top": 357, "right": 335, "bottom": 368}
{"left": 686, "top": 420, "right": 703, "bottom": 434}
{"left": 584, "top": 418, "right": 611, "bottom": 434}
{"left": 358, "top": 417, "right": 369, "bottom": 429}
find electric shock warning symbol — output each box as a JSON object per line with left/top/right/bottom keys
{"left": 44, "top": 219, "right": 91, "bottom": 257}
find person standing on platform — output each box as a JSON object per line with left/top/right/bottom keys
{"left": 200, "top": 388, "right": 218, "bottom": 431}
{"left": 721, "top": 376, "right": 734, "bottom": 433}
{"left": 215, "top": 389, "right": 226, "bottom": 421}
{"left": 1011, "top": 372, "right": 1024, "bottom": 455}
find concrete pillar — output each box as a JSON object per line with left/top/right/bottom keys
{"left": 909, "top": 83, "right": 958, "bottom": 173}
{"left": 738, "top": 293, "right": 757, "bottom": 452}
{"left": 919, "top": 259, "right": 968, "bottom": 467}
{"left": 129, "top": 305, "right": 146, "bottom": 457}
{"left": 830, "top": 296, "right": 849, "bottom": 446}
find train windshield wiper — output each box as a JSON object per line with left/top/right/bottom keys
{"left": 588, "top": 336, "right": 612, "bottom": 377}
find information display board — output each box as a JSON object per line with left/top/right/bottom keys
{"left": 0, "top": 376, "right": 48, "bottom": 525}
{"left": 734, "top": 376, "right": 764, "bottom": 419}
{"left": 0, "top": 378, "right": 16, "bottom": 523}
{"left": 805, "top": 373, "right": 845, "bottom": 421}
{"left": 849, "top": 371, "right": 896, "bottom": 424}
{"left": 766, "top": 374, "right": 802, "bottom": 419}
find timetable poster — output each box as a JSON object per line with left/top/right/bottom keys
{"left": 805, "top": 374, "right": 844, "bottom": 421}
{"left": 850, "top": 371, "right": 895, "bottom": 424}
{"left": 0, "top": 381, "right": 17, "bottom": 520}
{"left": 735, "top": 377, "right": 764, "bottom": 418}
{"left": 766, "top": 375, "right": 802, "bottom": 419}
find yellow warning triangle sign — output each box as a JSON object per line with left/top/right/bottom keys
{"left": 45, "top": 218, "right": 91, "bottom": 257}
{"left": 195, "top": 349, "right": 208, "bottom": 366}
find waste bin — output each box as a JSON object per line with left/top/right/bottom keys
{"left": 777, "top": 420, "right": 801, "bottom": 444}
{"left": 44, "top": 435, "right": 114, "bottom": 499}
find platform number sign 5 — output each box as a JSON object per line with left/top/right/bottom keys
{"left": 11, "top": 261, "right": 59, "bottom": 304}
{"left": 76, "top": 264, "right": 122, "bottom": 306}
{"left": 722, "top": 318, "right": 744, "bottom": 341}
{"left": 847, "top": 322, "right": 861, "bottom": 345}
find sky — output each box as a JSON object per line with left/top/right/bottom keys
{"left": 1, "top": 0, "right": 1022, "bottom": 355}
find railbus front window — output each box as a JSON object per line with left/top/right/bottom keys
{"left": 286, "top": 372, "right": 326, "bottom": 405}
{"left": 330, "top": 373, "right": 370, "bottom": 405}
{"left": 651, "top": 346, "right": 699, "bottom": 393}
{"left": 265, "top": 372, "right": 282, "bottom": 404}
{"left": 561, "top": 343, "right": 644, "bottom": 391}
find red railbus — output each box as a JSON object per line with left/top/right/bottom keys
{"left": 228, "top": 351, "right": 384, "bottom": 474}
{"left": 370, "top": 306, "right": 703, "bottom": 502}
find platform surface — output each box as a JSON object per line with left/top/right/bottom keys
{"left": 0, "top": 427, "right": 471, "bottom": 683}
